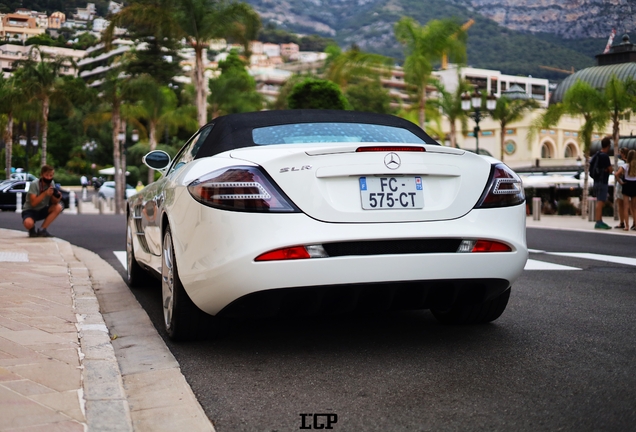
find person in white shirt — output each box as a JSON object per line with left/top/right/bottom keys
{"left": 616, "top": 149, "right": 636, "bottom": 231}
{"left": 614, "top": 147, "right": 629, "bottom": 229}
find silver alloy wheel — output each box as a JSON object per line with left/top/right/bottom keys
{"left": 162, "top": 230, "right": 175, "bottom": 331}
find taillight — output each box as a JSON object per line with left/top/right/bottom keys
{"left": 188, "top": 166, "right": 299, "bottom": 212}
{"left": 474, "top": 163, "right": 525, "bottom": 209}
{"left": 255, "top": 244, "right": 328, "bottom": 261}
{"left": 457, "top": 239, "right": 512, "bottom": 253}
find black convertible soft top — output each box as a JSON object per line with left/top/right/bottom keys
{"left": 194, "top": 110, "right": 439, "bottom": 159}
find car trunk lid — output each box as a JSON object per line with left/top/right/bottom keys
{"left": 230, "top": 144, "right": 492, "bottom": 223}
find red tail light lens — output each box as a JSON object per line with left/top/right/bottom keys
{"left": 188, "top": 166, "right": 299, "bottom": 212}
{"left": 471, "top": 240, "right": 512, "bottom": 253}
{"left": 356, "top": 146, "right": 425, "bottom": 152}
{"left": 475, "top": 163, "right": 525, "bottom": 209}
{"left": 255, "top": 246, "right": 310, "bottom": 261}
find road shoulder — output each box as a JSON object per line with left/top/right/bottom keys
{"left": 72, "top": 246, "right": 215, "bottom": 432}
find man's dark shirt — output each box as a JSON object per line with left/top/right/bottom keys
{"left": 597, "top": 151, "right": 611, "bottom": 184}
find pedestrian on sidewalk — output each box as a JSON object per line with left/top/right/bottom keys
{"left": 614, "top": 147, "right": 629, "bottom": 229}
{"left": 592, "top": 137, "right": 613, "bottom": 230}
{"left": 617, "top": 149, "right": 636, "bottom": 231}
{"left": 22, "top": 165, "right": 63, "bottom": 237}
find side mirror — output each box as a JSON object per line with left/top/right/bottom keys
{"left": 143, "top": 150, "right": 171, "bottom": 171}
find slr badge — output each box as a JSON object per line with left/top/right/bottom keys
{"left": 280, "top": 165, "right": 312, "bottom": 173}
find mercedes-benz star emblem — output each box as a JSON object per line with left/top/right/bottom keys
{"left": 384, "top": 152, "right": 401, "bottom": 170}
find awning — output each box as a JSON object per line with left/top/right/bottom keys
{"left": 98, "top": 167, "right": 130, "bottom": 176}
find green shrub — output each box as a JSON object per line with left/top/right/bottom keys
{"left": 557, "top": 199, "right": 576, "bottom": 215}
{"left": 53, "top": 169, "right": 81, "bottom": 186}
{"left": 288, "top": 78, "right": 349, "bottom": 110}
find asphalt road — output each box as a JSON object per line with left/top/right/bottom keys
{"left": 1, "top": 210, "right": 635, "bottom": 431}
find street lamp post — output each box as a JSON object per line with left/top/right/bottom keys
{"left": 19, "top": 136, "right": 27, "bottom": 176}
{"left": 461, "top": 91, "right": 497, "bottom": 155}
{"left": 82, "top": 140, "right": 98, "bottom": 175}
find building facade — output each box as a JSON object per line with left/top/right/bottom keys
{"left": 0, "top": 44, "right": 86, "bottom": 77}
{"left": 0, "top": 13, "right": 46, "bottom": 43}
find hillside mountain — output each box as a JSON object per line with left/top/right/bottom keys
{"left": 247, "top": 0, "right": 617, "bottom": 80}
{"left": 6, "top": 0, "right": 631, "bottom": 81}
{"left": 449, "top": 0, "right": 636, "bottom": 39}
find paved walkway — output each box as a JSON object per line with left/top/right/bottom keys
{"left": 0, "top": 211, "right": 632, "bottom": 431}
{"left": 526, "top": 213, "right": 636, "bottom": 235}
{"left": 0, "top": 228, "right": 214, "bottom": 432}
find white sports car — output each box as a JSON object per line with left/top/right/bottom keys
{"left": 127, "top": 110, "right": 528, "bottom": 340}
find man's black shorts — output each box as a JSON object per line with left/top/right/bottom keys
{"left": 22, "top": 207, "right": 51, "bottom": 222}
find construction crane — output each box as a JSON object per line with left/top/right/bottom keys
{"left": 441, "top": 19, "right": 475, "bottom": 70}
{"left": 603, "top": 28, "right": 616, "bottom": 54}
{"left": 539, "top": 65, "right": 575, "bottom": 74}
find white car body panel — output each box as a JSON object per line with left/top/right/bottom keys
{"left": 174, "top": 205, "right": 526, "bottom": 315}
{"left": 129, "top": 152, "right": 527, "bottom": 315}
{"left": 128, "top": 111, "right": 528, "bottom": 324}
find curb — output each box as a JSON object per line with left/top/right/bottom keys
{"left": 70, "top": 244, "right": 215, "bottom": 432}
{"left": 57, "top": 238, "right": 134, "bottom": 431}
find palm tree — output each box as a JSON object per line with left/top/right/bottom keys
{"left": 395, "top": 17, "right": 467, "bottom": 129}
{"left": 325, "top": 45, "right": 393, "bottom": 89}
{"left": 533, "top": 80, "right": 609, "bottom": 217}
{"left": 127, "top": 74, "right": 198, "bottom": 184}
{"left": 431, "top": 77, "right": 472, "bottom": 148}
{"left": 0, "top": 75, "right": 24, "bottom": 178}
{"left": 84, "top": 69, "right": 131, "bottom": 214}
{"left": 491, "top": 96, "right": 539, "bottom": 162}
{"left": 107, "top": 0, "right": 260, "bottom": 127}
{"left": 13, "top": 46, "right": 73, "bottom": 168}
{"left": 208, "top": 51, "right": 263, "bottom": 118}
{"left": 604, "top": 75, "right": 636, "bottom": 172}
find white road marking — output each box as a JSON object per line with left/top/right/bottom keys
{"left": 114, "top": 251, "right": 126, "bottom": 270}
{"left": 524, "top": 259, "right": 580, "bottom": 271}
{"left": 547, "top": 252, "right": 636, "bottom": 267}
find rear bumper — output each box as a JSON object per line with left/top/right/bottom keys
{"left": 218, "top": 279, "right": 511, "bottom": 318}
{"left": 168, "top": 201, "right": 527, "bottom": 315}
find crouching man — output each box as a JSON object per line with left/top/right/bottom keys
{"left": 22, "top": 165, "right": 63, "bottom": 238}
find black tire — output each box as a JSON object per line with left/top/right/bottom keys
{"left": 126, "top": 216, "right": 154, "bottom": 287}
{"left": 162, "top": 225, "right": 221, "bottom": 341}
{"left": 431, "top": 288, "right": 511, "bottom": 325}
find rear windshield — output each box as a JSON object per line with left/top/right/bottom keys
{"left": 252, "top": 123, "right": 426, "bottom": 145}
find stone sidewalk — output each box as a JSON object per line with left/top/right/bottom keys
{"left": 0, "top": 228, "right": 214, "bottom": 431}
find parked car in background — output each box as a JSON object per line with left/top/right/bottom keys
{"left": 0, "top": 180, "right": 70, "bottom": 211}
{"left": 98, "top": 181, "right": 137, "bottom": 200}
{"left": 127, "top": 110, "right": 528, "bottom": 341}
{"left": 10, "top": 172, "right": 38, "bottom": 181}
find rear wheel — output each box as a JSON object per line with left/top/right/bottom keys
{"left": 126, "top": 217, "right": 153, "bottom": 287}
{"left": 162, "top": 225, "right": 220, "bottom": 341}
{"left": 431, "top": 288, "right": 511, "bottom": 325}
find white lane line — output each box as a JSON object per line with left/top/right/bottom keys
{"left": 547, "top": 252, "right": 636, "bottom": 267}
{"left": 114, "top": 251, "right": 127, "bottom": 270}
{"left": 525, "top": 259, "right": 581, "bottom": 271}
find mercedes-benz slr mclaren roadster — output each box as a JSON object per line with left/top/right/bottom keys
{"left": 127, "top": 110, "right": 528, "bottom": 340}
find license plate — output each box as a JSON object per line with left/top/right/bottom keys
{"left": 359, "top": 176, "right": 424, "bottom": 210}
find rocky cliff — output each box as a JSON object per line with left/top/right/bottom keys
{"left": 450, "top": 0, "right": 636, "bottom": 39}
